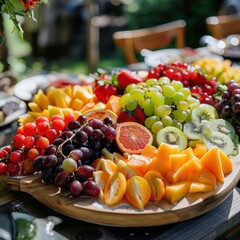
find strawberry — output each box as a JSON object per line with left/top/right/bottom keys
{"left": 94, "top": 84, "right": 117, "bottom": 103}
{"left": 135, "top": 106, "right": 147, "bottom": 125}
{"left": 117, "top": 111, "right": 136, "bottom": 123}
{"left": 117, "top": 70, "right": 144, "bottom": 89}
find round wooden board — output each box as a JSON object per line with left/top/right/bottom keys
{"left": 3, "top": 154, "right": 240, "bottom": 227}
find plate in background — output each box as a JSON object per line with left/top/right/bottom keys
{"left": 0, "top": 95, "right": 27, "bottom": 128}
{"left": 13, "top": 74, "right": 81, "bottom": 102}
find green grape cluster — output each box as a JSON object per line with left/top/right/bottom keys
{"left": 119, "top": 77, "right": 200, "bottom": 135}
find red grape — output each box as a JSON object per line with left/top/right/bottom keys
{"left": 36, "top": 137, "right": 50, "bottom": 150}
{"left": 12, "top": 134, "right": 25, "bottom": 148}
{"left": 23, "top": 122, "right": 37, "bottom": 136}
{"left": 7, "top": 162, "right": 20, "bottom": 175}
{"left": 83, "top": 179, "right": 100, "bottom": 197}
{"left": 52, "top": 119, "right": 65, "bottom": 131}
{"left": 0, "top": 162, "right": 8, "bottom": 175}
{"left": 9, "top": 150, "right": 22, "bottom": 163}
{"left": 28, "top": 148, "right": 39, "bottom": 161}
{"left": 23, "top": 136, "right": 35, "bottom": 149}
{"left": 77, "top": 165, "right": 94, "bottom": 179}
{"left": 70, "top": 180, "right": 83, "bottom": 197}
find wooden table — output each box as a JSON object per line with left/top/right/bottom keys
{"left": 1, "top": 182, "right": 240, "bottom": 240}
{"left": 1, "top": 122, "right": 240, "bottom": 240}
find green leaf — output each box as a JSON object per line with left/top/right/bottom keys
{"left": 9, "top": 0, "right": 25, "bottom": 13}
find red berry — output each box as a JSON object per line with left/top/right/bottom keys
{"left": 94, "top": 84, "right": 117, "bottom": 103}
{"left": 117, "top": 111, "right": 136, "bottom": 123}
{"left": 135, "top": 106, "right": 147, "bottom": 125}
{"left": 117, "top": 70, "right": 144, "bottom": 89}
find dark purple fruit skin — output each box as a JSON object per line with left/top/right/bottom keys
{"left": 54, "top": 171, "right": 70, "bottom": 187}
{"left": 77, "top": 165, "right": 94, "bottom": 179}
{"left": 83, "top": 179, "right": 100, "bottom": 197}
{"left": 70, "top": 180, "right": 83, "bottom": 197}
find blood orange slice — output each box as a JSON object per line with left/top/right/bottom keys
{"left": 116, "top": 122, "right": 153, "bottom": 154}
{"left": 83, "top": 109, "right": 118, "bottom": 123}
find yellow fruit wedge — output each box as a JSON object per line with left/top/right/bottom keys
{"left": 71, "top": 98, "right": 84, "bottom": 111}
{"left": 46, "top": 86, "right": 56, "bottom": 106}
{"left": 189, "top": 182, "right": 215, "bottom": 193}
{"left": 37, "top": 89, "right": 50, "bottom": 110}
{"left": 48, "top": 105, "right": 64, "bottom": 117}
{"left": 72, "top": 85, "right": 94, "bottom": 104}
{"left": 219, "top": 149, "right": 233, "bottom": 175}
{"left": 54, "top": 89, "right": 68, "bottom": 108}
{"left": 28, "top": 102, "right": 42, "bottom": 112}
{"left": 200, "top": 147, "right": 225, "bottom": 183}
{"left": 63, "top": 85, "right": 73, "bottom": 97}
{"left": 165, "top": 181, "right": 191, "bottom": 204}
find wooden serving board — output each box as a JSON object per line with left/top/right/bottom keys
{"left": 3, "top": 154, "right": 240, "bottom": 227}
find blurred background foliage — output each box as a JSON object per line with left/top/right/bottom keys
{"left": 0, "top": 0, "right": 226, "bottom": 78}
{"left": 124, "top": 0, "right": 224, "bottom": 47}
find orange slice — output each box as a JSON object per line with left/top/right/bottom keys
{"left": 83, "top": 109, "right": 118, "bottom": 123}
{"left": 115, "top": 122, "right": 153, "bottom": 154}
{"left": 144, "top": 170, "right": 165, "bottom": 201}
{"left": 125, "top": 176, "right": 151, "bottom": 209}
{"left": 104, "top": 172, "right": 126, "bottom": 205}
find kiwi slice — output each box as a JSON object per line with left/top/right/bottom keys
{"left": 191, "top": 104, "right": 218, "bottom": 122}
{"left": 156, "top": 126, "right": 188, "bottom": 151}
{"left": 209, "top": 119, "right": 239, "bottom": 156}
{"left": 231, "top": 134, "right": 239, "bottom": 157}
{"left": 209, "top": 119, "right": 235, "bottom": 136}
{"left": 183, "top": 120, "right": 211, "bottom": 140}
{"left": 203, "top": 132, "right": 234, "bottom": 156}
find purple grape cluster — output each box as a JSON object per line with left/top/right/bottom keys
{"left": 33, "top": 115, "right": 119, "bottom": 197}
{"left": 214, "top": 80, "right": 240, "bottom": 137}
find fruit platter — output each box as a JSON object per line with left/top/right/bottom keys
{"left": 1, "top": 58, "right": 240, "bottom": 227}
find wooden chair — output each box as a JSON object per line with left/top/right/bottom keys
{"left": 206, "top": 14, "right": 240, "bottom": 39}
{"left": 112, "top": 20, "right": 186, "bottom": 65}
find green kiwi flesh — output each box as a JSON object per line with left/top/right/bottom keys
{"left": 191, "top": 104, "right": 218, "bottom": 122}
{"left": 203, "top": 132, "right": 234, "bottom": 156}
{"left": 183, "top": 120, "right": 211, "bottom": 140}
{"left": 156, "top": 126, "right": 188, "bottom": 151}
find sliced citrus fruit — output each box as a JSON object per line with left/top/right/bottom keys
{"left": 117, "top": 160, "right": 141, "bottom": 179}
{"left": 126, "top": 154, "right": 152, "bottom": 175}
{"left": 116, "top": 122, "right": 153, "bottom": 154}
{"left": 83, "top": 109, "right": 118, "bottom": 123}
{"left": 125, "top": 176, "right": 151, "bottom": 209}
{"left": 144, "top": 170, "right": 165, "bottom": 201}
{"left": 93, "top": 170, "right": 110, "bottom": 201}
{"left": 104, "top": 172, "right": 126, "bottom": 205}
{"left": 141, "top": 144, "right": 157, "bottom": 158}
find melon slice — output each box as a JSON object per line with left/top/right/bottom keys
{"left": 165, "top": 181, "right": 191, "bottom": 204}
{"left": 200, "top": 147, "right": 224, "bottom": 183}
